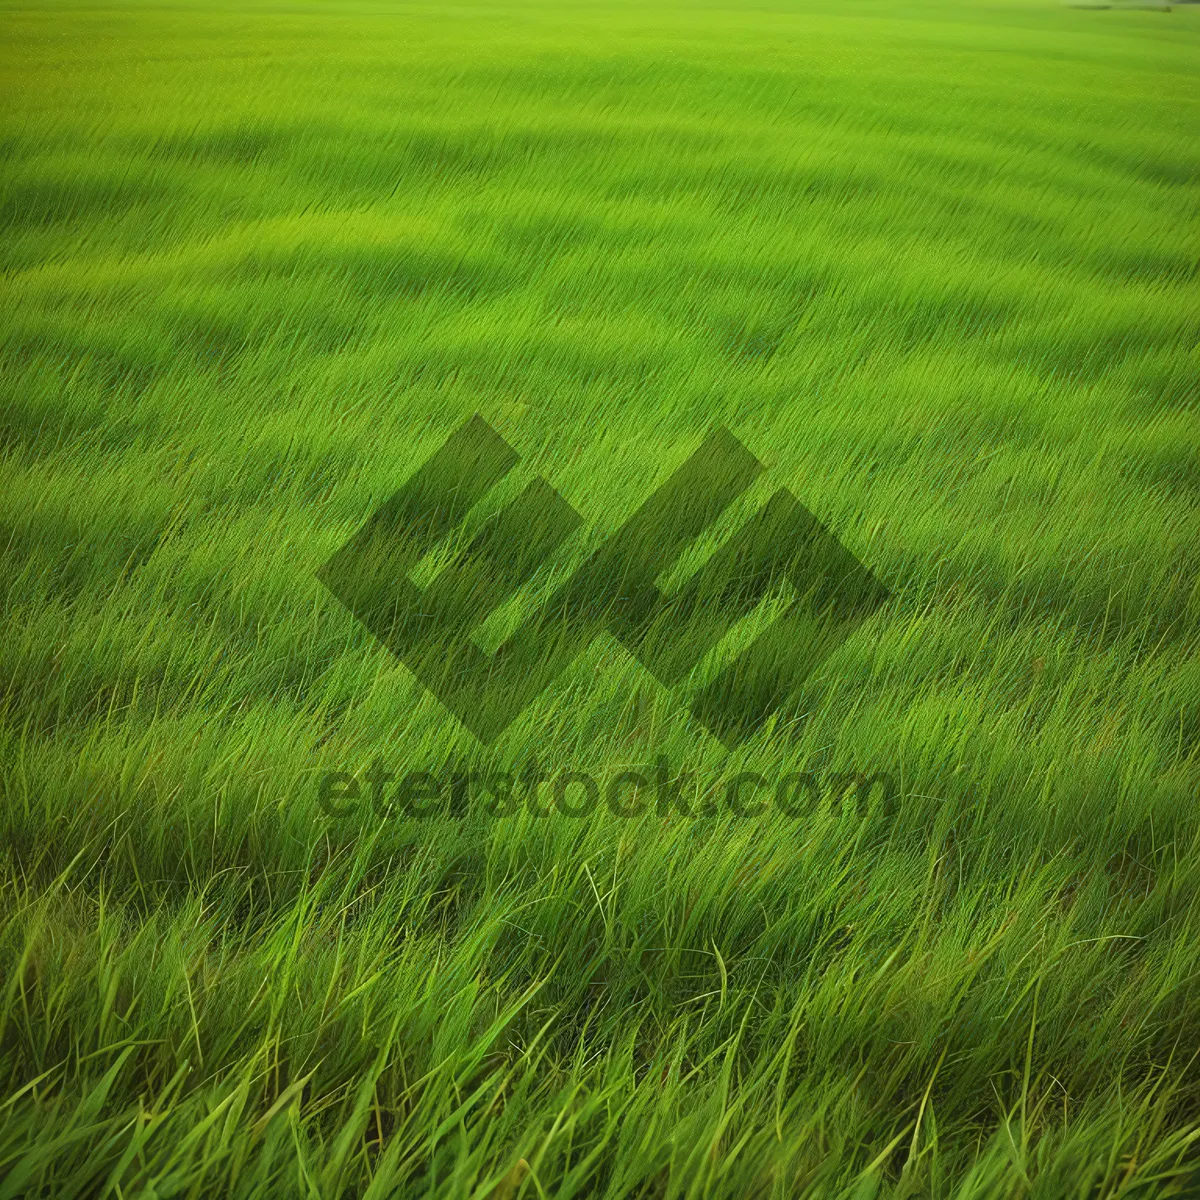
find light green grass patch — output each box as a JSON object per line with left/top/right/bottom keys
{"left": 1, "top": 0, "right": 1199, "bottom": 1194}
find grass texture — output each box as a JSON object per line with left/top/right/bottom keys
{"left": 2, "top": 0, "right": 1200, "bottom": 1195}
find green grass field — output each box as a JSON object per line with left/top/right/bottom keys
{"left": 2, "top": 0, "right": 1200, "bottom": 1194}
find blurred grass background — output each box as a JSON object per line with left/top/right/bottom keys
{"left": 1, "top": 0, "right": 1199, "bottom": 1194}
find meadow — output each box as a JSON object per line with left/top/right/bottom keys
{"left": 1, "top": 0, "right": 1199, "bottom": 1194}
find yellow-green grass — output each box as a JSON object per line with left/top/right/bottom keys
{"left": 1, "top": 0, "right": 1199, "bottom": 1194}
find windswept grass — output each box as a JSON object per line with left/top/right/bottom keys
{"left": 1, "top": 0, "right": 1199, "bottom": 1195}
